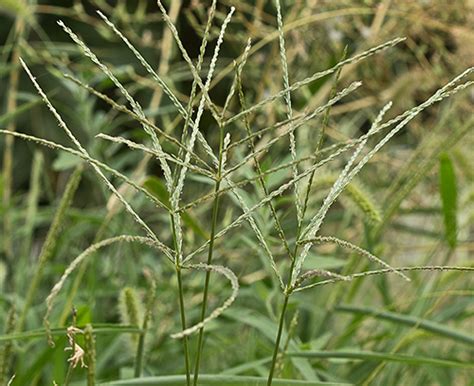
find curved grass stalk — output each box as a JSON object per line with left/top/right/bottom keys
{"left": 298, "top": 236, "right": 410, "bottom": 281}
{"left": 294, "top": 269, "right": 350, "bottom": 288}
{"left": 295, "top": 266, "right": 474, "bottom": 292}
{"left": 170, "top": 263, "right": 239, "bottom": 339}
{"left": 44, "top": 235, "right": 169, "bottom": 345}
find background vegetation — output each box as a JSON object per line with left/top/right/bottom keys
{"left": 0, "top": 0, "right": 473, "bottom": 385}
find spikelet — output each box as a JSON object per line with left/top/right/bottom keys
{"left": 119, "top": 287, "right": 144, "bottom": 349}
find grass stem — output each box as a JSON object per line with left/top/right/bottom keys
{"left": 176, "top": 266, "right": 192, "bottom": 386}
{"left": 266, "top": 293, "right": 290, "bottom": 386}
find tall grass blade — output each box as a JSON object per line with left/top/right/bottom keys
{"left": 336, "top": 304, "right": 474, "bottom": 346}
{"left": 439, "top": 153, "right": 458, "bottom": 249}
{"left": 288, "top": 350, "right": 473, "bottom": 369}
{"left": 100, "top": 374, "right": 344, "bottom": 385}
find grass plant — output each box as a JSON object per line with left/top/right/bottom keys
{"left": 0, "top": 1, "right": 473, "bottom": 385}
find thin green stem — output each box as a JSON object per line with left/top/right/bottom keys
{"left": 267, "top": 236, "right": 300, "bottom": 386}
{"left": 192, "top": 182, "right": 221, "bottom": 385}
{"left": 176, "top": 266, "right": 191, "bottom": 386}
{"left": 267, "top": 56, "right": 349, "bottom": 380}
{"left": 267, "top": 293, "right": 290, "bottom": 386}
{"left": 170, "top": 209, "right": 191, "bottom": 386}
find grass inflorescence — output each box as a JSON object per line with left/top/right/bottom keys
{"left": 0, "top": 1, "right": 473, "bottom": 385}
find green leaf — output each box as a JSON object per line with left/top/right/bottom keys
{"left": 52, "top": 150, "right": 81, "bottom": 171}
{"left": 336, "top": 305, "right": 474, "bottom": 346}
{"left": 288, "top": 350, "right": 473, "bottom": 369}
{"left": 143, "top": 176, "right": 170, "bottom": 208}
{"left": 100, "top": 375, "right": 347, "bottom": 385}
{"left": 303, "top": 254, "right": 346, "bottom": 270}
{"left": 439, "top": 153, "right": 457, "bottom": 248}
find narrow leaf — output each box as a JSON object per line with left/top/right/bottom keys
{"left": 288, "top": 350, "right": 473, "bottom": 369}
{"left": 100, "top": 374, "right": 347, "bottom": 385}
{"left": 439, "top": 153, "right": 457, "bottom": 248}
{"left": 336, "top": 305, "right": 474, "bottom": 346}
